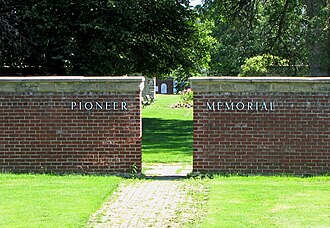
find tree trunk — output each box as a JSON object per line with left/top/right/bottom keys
{"left": 303, "top": 0, "right": 330, "bottom": 76}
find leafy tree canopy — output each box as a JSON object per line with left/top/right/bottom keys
{"left": 0, "top": 0, "right": 209, "bottom": 77}
{"left": 202, "top": 0, "right": 329, "bottom": 76}
{"left": 1, "top": 0, "right": 328, "bottom": 77}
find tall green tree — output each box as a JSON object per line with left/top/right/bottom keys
{"left": 203, "top": 0, "right": 329, "bottom": 76}
{"left": 0, "top": 0, "right": 29, "bottom": 73}
{"left": 170, "top": 11, "right": 215, "bottom": 84}
{"left": 0, "top": 0, "right": 207, "bottom": 77}
{"left": 303, "top": 0, "right": 330, "bottom": 76}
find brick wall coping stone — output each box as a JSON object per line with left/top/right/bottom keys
{"left": 190, "top": 76, "right": 330, "bottom": 93}
{"left": 0, "top": 76, "right": 145, "bottom": 93}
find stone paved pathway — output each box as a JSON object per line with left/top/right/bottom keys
{"left": 88, "top": 164, "right": 202, "bottom": 228}
{"left": 143, "top": 163, "right": 192, "bottom": 177}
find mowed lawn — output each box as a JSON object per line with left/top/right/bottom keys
{"left": 2, "top": 95, "right": 328, "bottom": 227}
{"left": 142, "top": 94, "right": 193, "bottom": 163}
{"left": 202, "top": 176, "right": 330, "bottom": 227}
{"left": 143, "top": 95, "right": 330, "bottom": 227}
{"left": 0, "top": 174, "right": 121, "bottom": 227}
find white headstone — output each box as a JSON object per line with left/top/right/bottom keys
{"left": 161, "top": 83, "right": 167, "bottom": 94}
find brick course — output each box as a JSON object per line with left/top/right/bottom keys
{"left": 0, "top": 77, "right": 144, "bottom": 173}
{"left": 191, "top": 77, "right": 330, "bottom": 175}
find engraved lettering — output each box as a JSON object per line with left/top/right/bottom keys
{"left": 113, "top": 102, "right": 118, "bottom": 110}
{"left": 121, "top": 102, "right": 128, "bottom": 111}
{"left": 206, "top": 102, "right": 215, "bottom": 110}
{"left": 261, "top": 102, "right": 268, "bottom": 111}
{"left": 96, "top": 102, "right": 103, "bottom": 110}
{"left": 204, "top": 101, "right": 275, "bottom": 112}
{"left": 217, "top": 102, "right": 223, "bottom": 110}
{"left": 236, "top": 102, "right": 245, "bottom": 110}
{"left": 225, "top": 102, "right": 234, "bottom": 110}
{"left": 85, "top": 102, "right": 93, "bottom": 111}
{"left": 247, "top": 102, "right": 253, "bottom": 110}
{"left": 71, "top": 102, "right": 77, "bottom": 110}
{"left": 106, "top": 102, "right": 111, "bottom": 110}
{"left": 70, "top": 101, "right": 129, "bottom": 111}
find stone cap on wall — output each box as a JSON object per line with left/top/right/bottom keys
{"left": 0, "top": 76, "right": 145, "bottom": 93}
{"left": 190, "top": 77, "right": 330, "bottom": 93}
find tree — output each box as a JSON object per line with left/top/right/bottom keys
{"left": 303, "top": 0, "right": 330, "bottom": 76}
{"left": 171, "top": 11, "right": 215, "bottom": 85}
{"left": 239, "top": 54, "right": 289, "bottom": 76}
{"left": 202, "top": 0, "right": 329, "bottom": 76}
{"left": 0, "top": 0, "right": 29, "bottom": 73}
{"left": 0, "top": 0, "right": 207, "bottom": 77}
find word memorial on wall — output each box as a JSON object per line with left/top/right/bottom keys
{"left": 206, "top": 101, "right": 275, "bottom": 112}
{"left": 191, "top": 77, "right": 330, "bottom": 175}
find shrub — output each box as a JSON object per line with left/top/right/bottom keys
{"left": 239, "top": 54, "right": 289, "bottom": 76}
{"left": 180, "top": 88, "right": 193, "bottom": 104}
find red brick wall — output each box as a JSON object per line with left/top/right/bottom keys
{"left": 0, "top": 77, "right": 143, "bottom": 173}
{"left": 192, "top": 77, "right": 330, "bottom": 175}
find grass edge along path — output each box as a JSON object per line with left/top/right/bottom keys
{"left": 201, "top": 175, "right": 330, "bottom": 228}
{"left": 0, "top": 174, "right": 121, "bottom": 227}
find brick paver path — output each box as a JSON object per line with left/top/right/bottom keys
{"left": 89, "top": 165, "right": 201, "bottom": 228}
{"left": 88, "top": 180, "right": 194, "bottom": 227}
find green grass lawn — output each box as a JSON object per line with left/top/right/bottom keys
{"left": 142, "top": 94, "right": 193, "bottom": 163}
{"left": 0, "top": 174, "right": 121, "bottom": 227}
{"left": 202, "top": 175, "right": 330, "bottom": 227}
{"left": 3, "top": 94, "right": 329, "bottom": 228}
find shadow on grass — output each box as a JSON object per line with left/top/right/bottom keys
{"left": 142, "top": 118, "right": 193, "bottom": 162}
